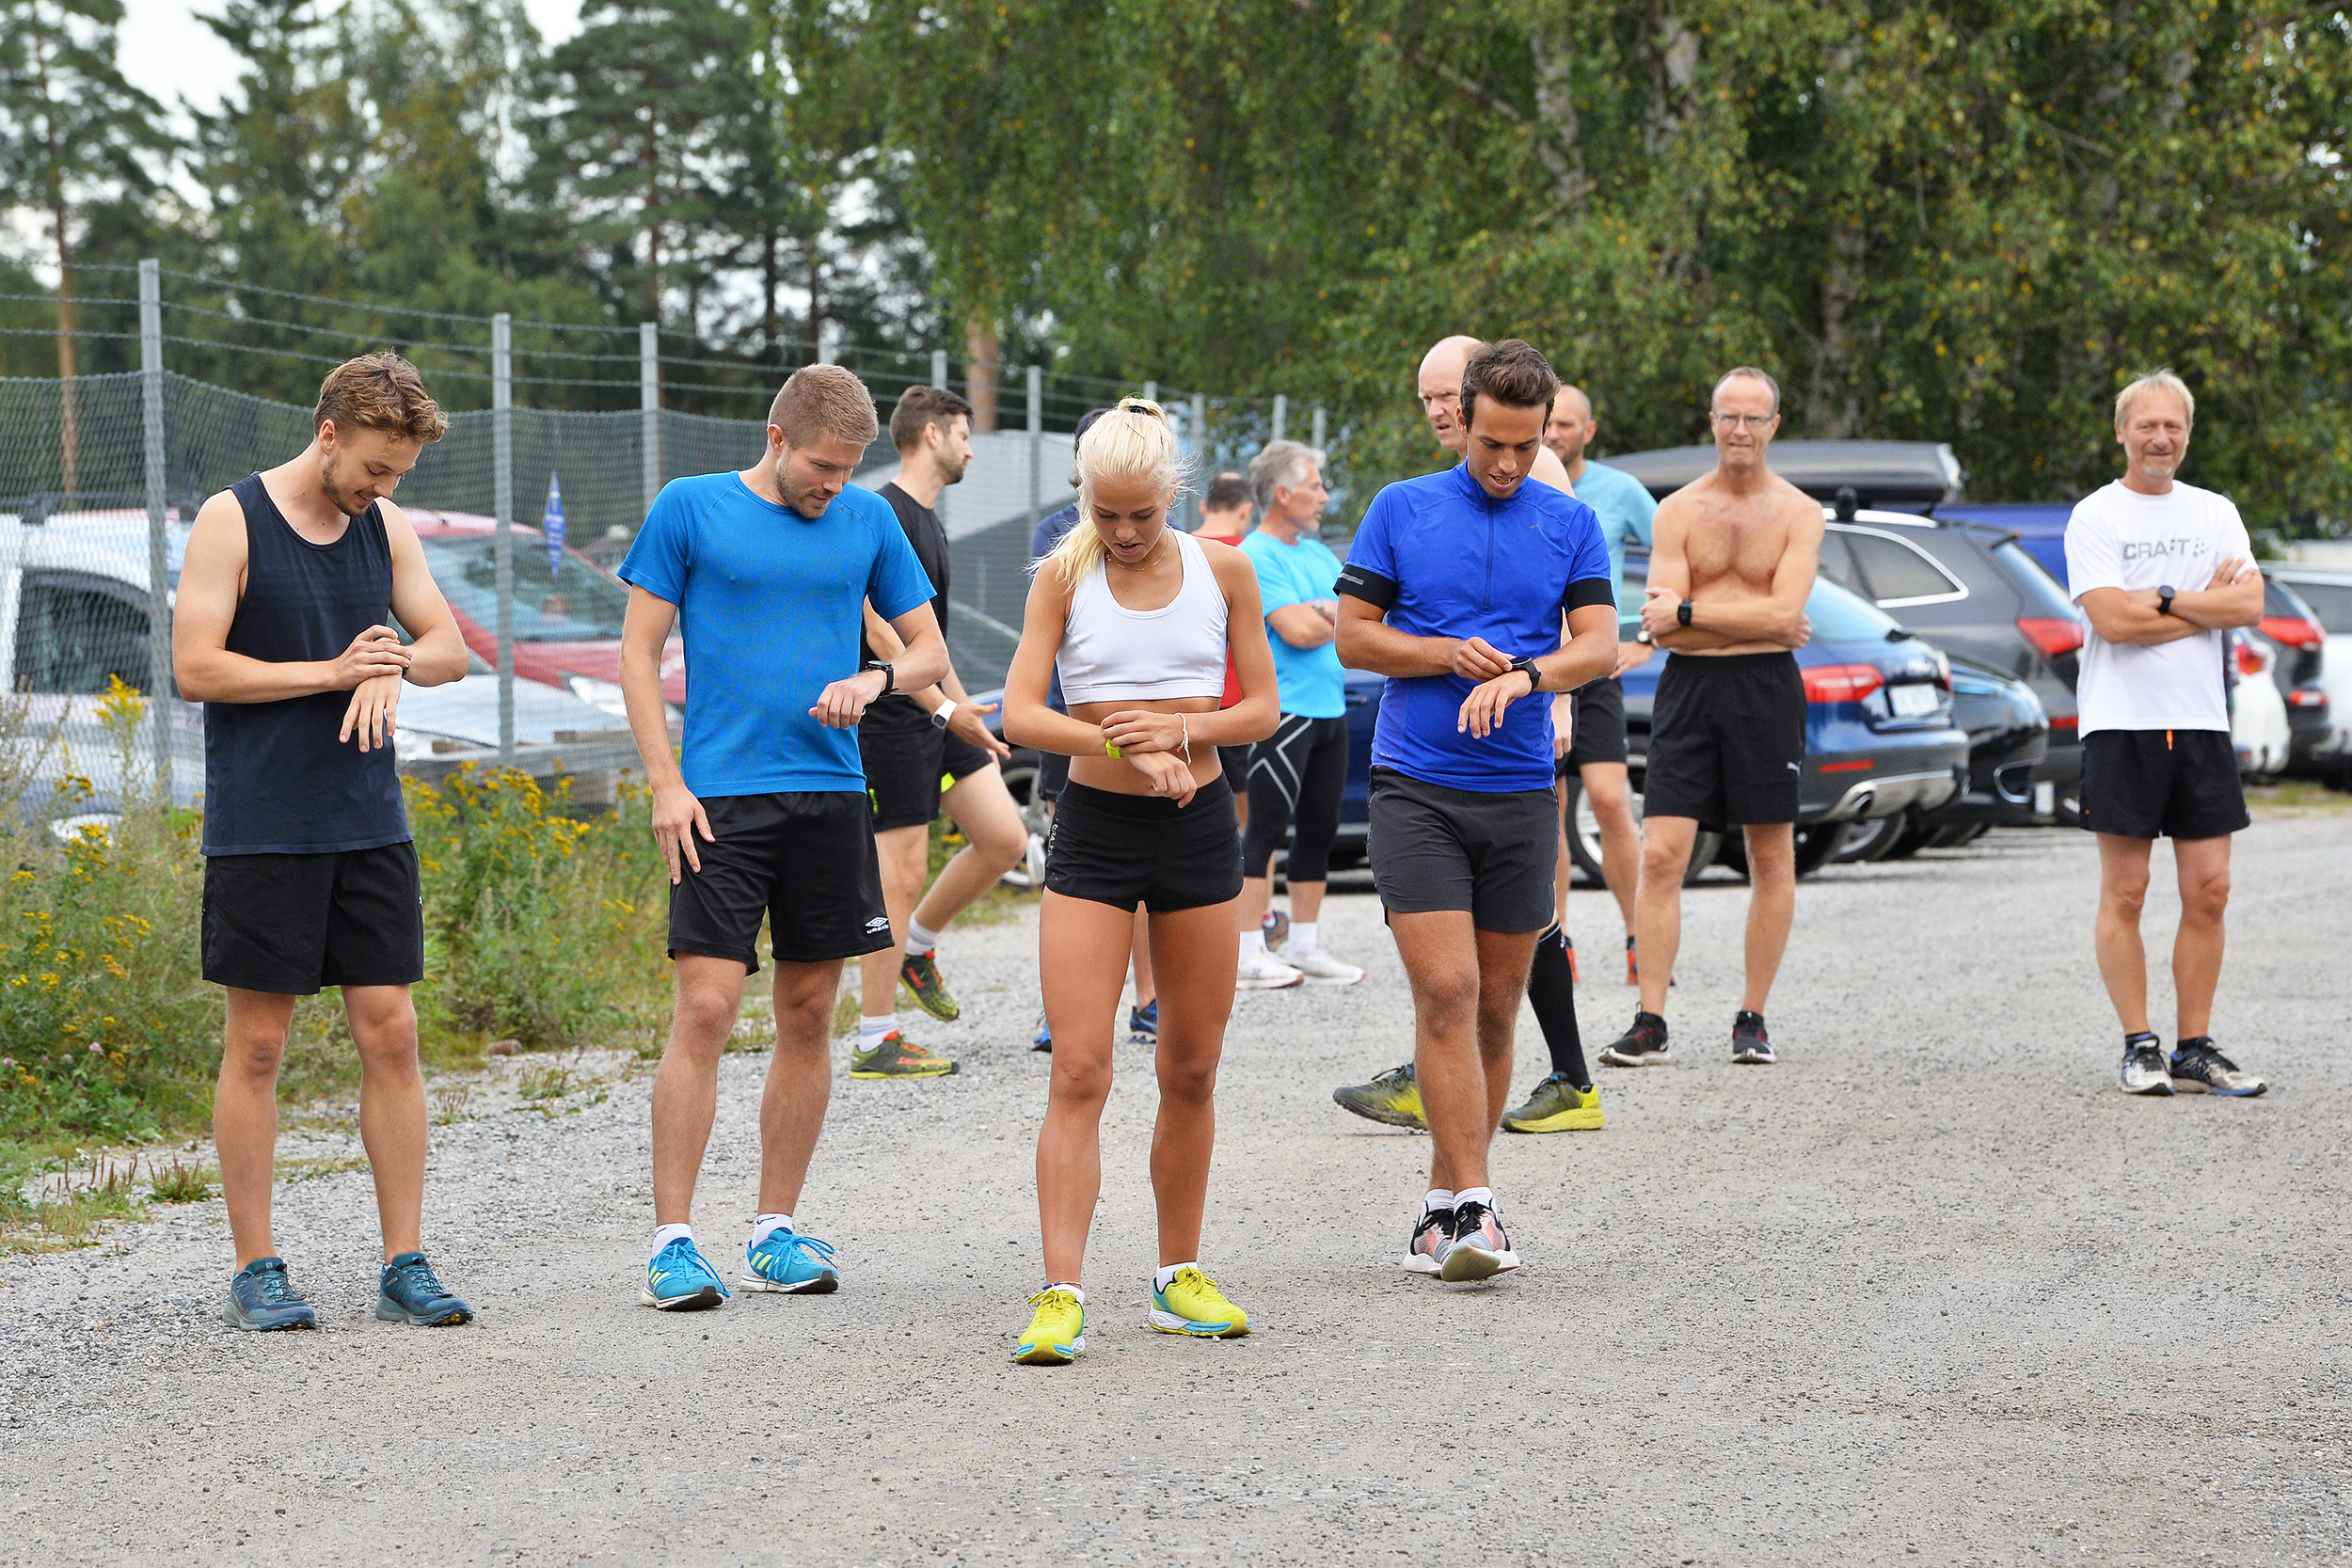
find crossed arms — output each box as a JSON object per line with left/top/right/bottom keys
{"left": 2077, "top": 556, "right": 2263, "bottom": 645}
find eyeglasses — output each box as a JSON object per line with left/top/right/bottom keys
{"left": 1710, "top": 411, "right": 1774, "bottom": 431}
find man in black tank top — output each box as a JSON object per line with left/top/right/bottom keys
{"left": 173, "top": 354, "right": 475, "bottom": 1333}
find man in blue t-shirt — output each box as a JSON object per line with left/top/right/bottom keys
{"left": 1233, "top": 438, "right": 1366, "bottom": 990}
{"left": 1334, "top": 341, "right": 1617, "bottom": 1285}
{"left": 1543, "top": 382, "right": 1658, "bottom": 979}
{"left": 616, "top": 364, "right": 947, "bottom": 1311}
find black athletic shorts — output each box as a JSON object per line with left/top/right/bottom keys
{"left": 2079, "top": 728, "right": 2249, "bottom": 840}
{"left": 1367, "top": 767, "right": 1557, "bottom": 931}
{"left": 201, "top": 841, "right": 424, "bottom": 995}
{"left": 1642, "top": 652, "right": 1805, "bottom": 829}
{"left": 669, "top": 792, "right": 891, "bottom": 974}
{"left": 1043, "top": 776, "right": 1243, "bottom": 912}
{"left": 1557, "top": 675, "right": 1629, "bottom": 773}
{"left": 1217, "top": 744, "right": 1255, "bottom": 788}
{"left": 859, "top": 707, "right": 995, "bottom": 832}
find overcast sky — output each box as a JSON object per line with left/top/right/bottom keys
{"left": 119, "top": 0, "right": 584, "bottom": 117}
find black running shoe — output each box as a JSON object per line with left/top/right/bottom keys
{"left": 2169, "top": 1037, "right": 2265, "bottom": 1097}
{"left": 1597, "top": 1010, "right": 1670, "bottom": 1068}
{"left": 1731, "top": 1010, "right": 1774, "bottom": 1065}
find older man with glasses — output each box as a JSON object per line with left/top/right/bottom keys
{"left": 1597, "top": 366, "right": 1821, "bottom": 1070}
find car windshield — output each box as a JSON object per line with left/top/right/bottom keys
{"left": 421, "top": 534, "right": 632, "bottom": 641}
{"left": 1991, "top": 539, "right": 2079, "bottom": 619}
{"left": 1626, "top": 549, "right": 1900, "bottom": 642}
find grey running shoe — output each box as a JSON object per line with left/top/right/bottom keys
{"left": 1731, "top": 1010, "right": 1775, "bottom": 1065}
{"left": 2120, "top": 1039, "right": 2174, "bottom": 1096}
{"left": 224, "top": 1257, "right": 317, "bottom": 1331}
{"left": 1439, "top": 1198, "right": 1518, "bottom": 1282}
{"left": 376, "top": 1251, "right": 473, "bottom": 1326}
{"left": 2169, "top": 1038, "right": 2266, "bottom": 1097}
{"left": 1597, "top": 1011, "right": 1670, "bottom": 1068}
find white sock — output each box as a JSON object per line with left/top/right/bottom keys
{"left": 1422, "top": 1189, "right": 1455, "bottom": 1216}
{"left": 1152, "top": 1261, "right": 1196, "bottom": 1292}
{"left": 1289, "top": 921, "right": 1318, "bottom": 958}
{"left": 651, "top": 1223, "right": 693, "bottom": 1259}
{"left": 750, "top": 1213, "right": 793, "bottom": 1247}
{"left": 905, "top": 919, "right": 941, "bottom": 957}
{"left": 1045, "top": 1281, "right": 1087, "bottom": 1305}
{"left": 859, "top": 1014, "right": 897, "bottom": 1046}
{"left": 1456, "top": 1186, "right": 1494, "bottom": 1211}
{"left": 1240, "top": 929, "right": 1265, "bottom": 958}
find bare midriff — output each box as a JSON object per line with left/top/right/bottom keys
{"left": 1065, "top": 694, "right": 1227, "bottom": 796}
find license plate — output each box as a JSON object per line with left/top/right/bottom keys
{"left": 1888, "top": 683, "right": 1941, "bottom": 717}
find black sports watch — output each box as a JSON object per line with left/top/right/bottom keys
{"left": 1677, "top": 598, "right": 1694, "bottom": 628}
{"left": 861, "top": 658, "right": 896, "bottom": 694}
{"left": 2157, "top": 584, "right": 2177, "bottom": 616}
{"left": 1508, "top": 655, "right": 1543, "bottom": 694}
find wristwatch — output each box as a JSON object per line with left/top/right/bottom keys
{"left": 1508, "top": 655, "right": 1543, "bottom": 694}
{"left": 861, "top": 658, "right": 896, "bottom": 694}
{"left": 1677, "top": 598, "right": 1694, "bottom": 628}
{"left": 930, "top": 699, "right": 957, "bottom": 731}
{"left": 2157, "top": 584, "right": 2177, "bottom": 616}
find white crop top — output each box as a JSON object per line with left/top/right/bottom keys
{"left": 1054, "top": 528, "right": 1230, "bottom": 704}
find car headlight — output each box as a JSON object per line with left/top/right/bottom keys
{"left": 566, "top": 676, "right": 631, "bottom": 717}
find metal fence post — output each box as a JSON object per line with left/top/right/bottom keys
{"left": 1141, "top": 381, "right": 1157, "bottom": 406}
{"left": 1189, "top": 392, "right": 1207, "bottom": 532}
{"left": 1272, "top": 394, "right": 1288, "bottom": 443}
{"left": 930, "top": 350, "right": 948, "bottom": 389}
{"left": 640, "top": 323, "right": 660, "bottom": 516}
{"left": 1311, "top": 404, "right": 1327, "bottom": 452}
{"left": 493, "top": 312, "right": 515, "bottom": 765}
{"left": 138, "top": 259, "right": 171, "bottom": 798}
{"left": 1026, "top": 365, "right": 1042, "bottom": 512}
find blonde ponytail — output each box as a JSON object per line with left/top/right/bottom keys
{"left": 1038, "top": 397, "right": 1186, "bottom": 589}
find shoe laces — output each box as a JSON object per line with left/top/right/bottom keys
{"left": 387, "top": 1255, "right": 449, "bottom": 1300}
{"left": 247, "top": 1261, "right": 302, "bottom": 1307}
{"left": 2175, "top": 1039, "right": 2233, "bottom": 1072}
{"left": 1165, "top": 1265, "right": 1220, "bottom": 1301}
{"left": 656, "top": 1237, "right": 718, "bottom": 1279}
{"left": 1373, "top": 1065, "right": 1414, "bottom": 1088}
{"left": 1026, "top": 1285, "right": 1080, "bottom": 1314}
{"left": 764, "top": 1231, "right": 835, "bottom": 1265}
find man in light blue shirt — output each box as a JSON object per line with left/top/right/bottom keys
{"left": 1234, "top": 438, "right": 1364, "bottom": 989}
{"left": 1543, "top": 382, "right": 1657, "bottom": 981}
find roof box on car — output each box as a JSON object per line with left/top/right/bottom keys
{"left": 1607, "top": 440, "right": 1965, "bottom": 507}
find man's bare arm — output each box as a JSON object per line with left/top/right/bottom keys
{"left": 1335, "top": 596, "right": 1515, "bottom": 681}
{"left": 1655, "top": 502, "right": 1820, "bottom": 647}
{"left": 2164, "top": 557, "right": 2265, "bottom": 631}
{"left": 173, "top": 488, "right": 411, "bottom": 702}
{"left": 863, "top": 599, "right": 974, "bottom": 710}
{"left": 382, "top": 502, "right": 468, "bottom": 688}
{"left": 1636, "top": 501, "right": 1740, "bottom": 649}
{"left": 1267, "top": 602, "right": 1337, "bottom": 650}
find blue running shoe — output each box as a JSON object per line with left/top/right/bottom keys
{"left": 1031, "top": 1007, "right": 1052, "bottom": 1053}
{"left": 742, "top": 1227, "right": 839, "bottom": 1294}
{"left": 1128, "top": 1000, "right": 1158, "bottom": 1044}
{"left": 642, "top": 1236, "right": 730, "bottom": 1310}
{"left": 224, "top": 1256, "right": 318, "bottom": 1331}
{"left": 375, "top": 1251, "right": 473, "bottom": 1326}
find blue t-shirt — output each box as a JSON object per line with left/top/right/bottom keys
{"left": 1240, "top": 530, "right": 1347, "bottom": 719}
{"left": 619, "top": 471, "right": 934, "bottom": 797}
{"left": 1337, "top": 464, "right": 1613, "bottom": 792}
{"left": 1566, "top": 460, "right": 1657, "bottom": 623}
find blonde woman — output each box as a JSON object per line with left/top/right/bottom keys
{"left": 1000, "top": 398, "right": 1279, "bottom": 1365}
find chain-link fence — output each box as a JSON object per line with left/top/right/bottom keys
{"left": 1, "top": 262, "right": 1345, "bottom": 819}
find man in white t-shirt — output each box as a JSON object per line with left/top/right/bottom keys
{"left": 2064, "top": 369, "right": 2267, "bottom": 1099}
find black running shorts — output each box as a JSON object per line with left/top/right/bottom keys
{"left": 1642, "top": 652, "right": 1805, "bottom": 829}
{"left": 202, "top": 842, "right": 424, "bottom": 995}
{"left": 2079, "top": 728, "right": 2248, "bottom": 840}
{"left": 1043, "top": 776, "right": 1243, "bottom": 913}
{"left": 859, "top": 705, "right": 995, "bottom": 832}
{"left": 668, "top": 792, "right": 891, "bottom": 973}
{"left": 1557, "top": 674, "right": 1629, "bottom": 773}
{"left": 1367, "top": 768, "right": 1557, "bottom": 932}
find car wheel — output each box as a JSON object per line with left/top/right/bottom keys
{"left": 1926, "top": 820, "right": 1989, "bottom": 849}
{"left": 996, "top": 750, "right": 1050, "bottom": 890}
{"left": 1596, "top": 765, "right": 1720, "bottom": 888}
{"left": 1714, "top": 820, "right": 1849, "bottom": 879}
{"left": 1833, "top": 811, "right": 1908, "bottom": 863}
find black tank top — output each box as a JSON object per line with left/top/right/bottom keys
{"left": 201, "top": 473, "right": 410, "bottom": 855}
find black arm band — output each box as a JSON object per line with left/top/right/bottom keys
{"left": 1336, "top": 565, "right": 1399, "bottom": 610}
{"left": 1564, "top": 578, "right": 1616, "bottom": 614}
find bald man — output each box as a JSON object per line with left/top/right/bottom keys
{"left": 1331, "top": 336, "right": 1606, "bottom": 1140}
{"left": 1543, "top": 385, "right": 1657, "bottom": 984}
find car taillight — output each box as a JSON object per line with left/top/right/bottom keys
{"left": 2289, "top": 687, "right": 2329, "bottom": 709}
{"left": 2235, "top": 641, "right": 2268, "bottom": 677}
{"left": 2017, "top": 617, "right": 2086, "bottom": 657}
{"left": 2049, "top": 715, "right": 2078, "bottom": 732}
{"left": 2260, "top": 615, "right": 2325, "bottom": 648}
{"left": 1803, "top": 663, "right": 1883, "bottom": 704}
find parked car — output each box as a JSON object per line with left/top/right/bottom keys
{"left": 1591, "top": 552, "right": 1971, "bottom": 880}
{"left": 2264, "top": 562, "right": 2352, "bottom": 778}
{"left": 2255, "top": 575, "right": 2331, "bottom": 772}
{"left": 2231, "top": 628, "right": 2292, "bottom": 776}
{"left": 403, "top": 509, "right": 685, "bottom": 713}
{"left": 1936, "top": 502, "right": 2073, "bottom": 588}
{"left": 1836, "top": 654, "right": 2048, "bottom": 863}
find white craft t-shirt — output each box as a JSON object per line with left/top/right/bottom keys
{"left": 2064, "top": 480, "right": 2249, "bottom": 736}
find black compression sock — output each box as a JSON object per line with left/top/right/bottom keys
{"left": 1527, "top": 924, "right": 1591, "bottom": 1089}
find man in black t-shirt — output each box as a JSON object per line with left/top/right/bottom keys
{"left": 851, "top": 387, "right": 1030, "bottom": 1074}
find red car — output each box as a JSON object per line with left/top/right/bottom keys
{"left": 405, "top": 510, "right": 684, "bottom": 713}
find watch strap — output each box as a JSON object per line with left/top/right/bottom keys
{"left": 1677, "top": 598, "right": 1694, "bottom": 628}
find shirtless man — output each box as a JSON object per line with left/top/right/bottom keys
{"left": 1597, "top": 366, "right": 1820, "bottom": 1069}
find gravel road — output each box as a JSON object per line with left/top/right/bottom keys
{"left": 5, "top": 816, "right": 2348, "bottom": 1565}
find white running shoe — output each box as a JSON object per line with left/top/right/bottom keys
{"left": 1235, "top": 949, "right": 1306, "bottom": 990}
{"left": 1284, "top": 947, "right": 1364, "bottom": 986}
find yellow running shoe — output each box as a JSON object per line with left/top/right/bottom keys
{"left": 1331, "top": 1063, "right": 1425, "bottom": 1130}
{"left": 1501, "top": 1072, "right": 1605, "bottom": 1132}
{"left": 1013, "top": 1287, "right": 1086, "bottom": 1365}
{"left": 1150, "top": 1266, "right": 1250, "bottom": 1338}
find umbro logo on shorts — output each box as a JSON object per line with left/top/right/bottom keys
{"left": 865, "top": 916, "right": 892, "bottom": 933}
